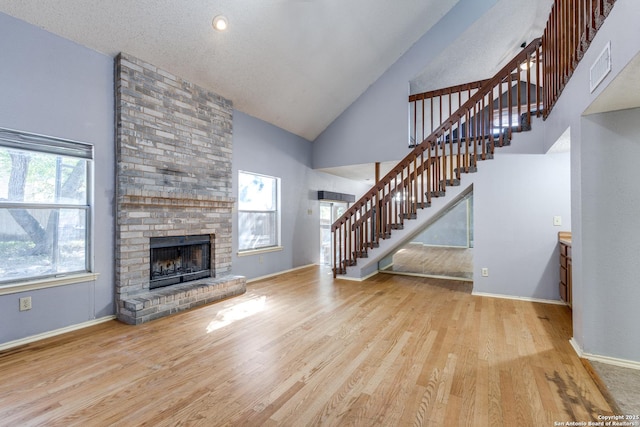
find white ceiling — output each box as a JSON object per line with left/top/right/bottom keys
{"left": 0, "top": 0, "right": 460, "bottom": 141}
{"left": 0, "top": 0, "right": 558, "bottom": 143}
{"left": 0, "top": 0, "right": 577, "bottom": 184}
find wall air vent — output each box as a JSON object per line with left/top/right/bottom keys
{"left": 590, "top": 41, "right": 611, "bottom": 93}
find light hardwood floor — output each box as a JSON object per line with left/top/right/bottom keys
{"left": 383, "top": 244, "right": 473, "bottom": 280}
{"left": 0, "top": 266, "right": 614, "bottom": 426}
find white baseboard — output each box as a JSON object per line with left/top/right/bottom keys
{"left": 246, "top": 264, "right": 316, "bottom": 283}
{"left": 0, "top": 315, "right": 116, "bottom": 352}
{"left": 472, "top": 291, "right": 566, "bottom": 305}
{"left": 570, "top": 338, "right": 640, "bottom": 370}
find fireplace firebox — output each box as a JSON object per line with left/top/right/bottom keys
{"left": 150, "top": 234, "right": 213, "bottom": 289}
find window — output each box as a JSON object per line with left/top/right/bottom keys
{"left": 0, "top": 128, "right": 93, "bottom": 285}
{"left": 238, "top": 171, "right": 280, "bottom": 252}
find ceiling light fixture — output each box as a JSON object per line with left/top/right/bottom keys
{"left": 212, "top": 15, "right": 228, "bottom": 32}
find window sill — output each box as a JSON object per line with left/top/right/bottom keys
{"left": 0, "top": 272, "right": 100, "bottom": 296}
{"left": 237, "top": 246, "right": 283, "bottom": 257}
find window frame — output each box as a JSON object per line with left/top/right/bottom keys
{"left": 237, "top": 170, "right": 282, "bottom": 254}
{"left": 0, "top": 127, "right": 95, "bottom": 288}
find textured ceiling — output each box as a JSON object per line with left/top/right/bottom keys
{"left": 0, "top": 0, "right": 462, "bottom": 141}
{"left": 409, "top": 0, "right": 553, "bottom": 94}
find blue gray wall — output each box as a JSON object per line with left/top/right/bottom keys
{"left": 232, "top": 111, "right": 370, "bottom": 279}
{"left": 473, "top": 152, "right": 571, "bottom": 301}
{"left": 540, "top": 0, "right": 640, "bottom": 363}
{"left": 312, "top": 0, "right": 497, "bottom": 169}
{"left": 0, "top": 12, "right": 115, "bottom": 343}
{"left": 579, "top": 109, "right": 640, "bottom": 361}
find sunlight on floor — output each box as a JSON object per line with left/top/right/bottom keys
{"left": 206, "top": 296, "right": 267, "bottom": 333}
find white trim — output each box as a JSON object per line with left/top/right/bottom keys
{"left": 246, "top": 263, "right": 315, "bottom": 283}
{"left": 379, "top": 269, "right": 473, "bottom": 283}
{"left": 471, "top": 291, "right": 566, "bottom": 305}
{"left": 237, "top": 246, "right": 284, "bottom": 257}
{"left": 336, "top": 270, "right": 380, "bottom": 282}
{"left": 0, "top": 273, "right": 100, "bottom": 296}
{"left": 569, "top": 338, "right": 640, "bottom": 370}
{"left": 0, "top": 315, "right": 116, "bottom": 352}
{"left": 570, "top": 337, "right": 584, "bottom": 357}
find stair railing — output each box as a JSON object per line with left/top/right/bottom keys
{"left": 331, "top": 39, "right": 543, "bottom": 277}
{"left": 409, "top": 78, "right": 489, "bottom": 148}
{"left": 543, "top": 0, "right": 616, "bottom": 118}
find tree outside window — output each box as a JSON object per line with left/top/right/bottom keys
{"left": 0, "top": 129, "right": 92, "bottom": 284}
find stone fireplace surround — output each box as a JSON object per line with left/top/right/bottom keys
{"left": 115, "top": 53, "right": 245, "bottom": 325}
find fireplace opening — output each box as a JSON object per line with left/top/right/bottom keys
{"left": 150, "top": 234, "right": 213, "bottom": 289}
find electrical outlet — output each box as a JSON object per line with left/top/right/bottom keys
{"left": 259, "top": 255, "right": 264, "bottom": 264}
{"left": 553, "top": 216, "right": 562, "bottom": 226}
{"left": 481, "top": 268, "right": 489, "bottom": 277}
{"left": 19, "top": 296, "right": 32, "bottom": 311}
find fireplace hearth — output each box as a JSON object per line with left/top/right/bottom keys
{"left": 115, "top": 53, "right": 245, "bottom": 325}
{"left": 150, "top": 235, "right": 213, "bottom": 289}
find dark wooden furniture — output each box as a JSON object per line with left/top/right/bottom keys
{"left": 559, "top": 231, "right": 572, "bottom": 307}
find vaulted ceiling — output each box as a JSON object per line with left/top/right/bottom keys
{"left": 0, "top": 0, "right": 552, "bottom": 141}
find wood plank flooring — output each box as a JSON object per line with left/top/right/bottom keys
{"left": 383, "top": 244, "right": 473, "bottom": 280}
{"left": 0, "top": 266, "right": 615, "bottom": 426}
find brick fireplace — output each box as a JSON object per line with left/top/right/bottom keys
{"left": 114, "top": 53, "right": 245, "bottom": 325}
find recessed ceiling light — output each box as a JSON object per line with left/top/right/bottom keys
{"left": 212, "top": 15, "right": 228, "bottom": 32}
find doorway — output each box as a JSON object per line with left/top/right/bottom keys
{"left": 320, "top": 201, "right": 348, "bottom": 265}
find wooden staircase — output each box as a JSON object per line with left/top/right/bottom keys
{"left": 331, "top": 0, "right": 617, "bottom": 278}
{"left": 331, "top": 39, "right": 543, "bottom": 277}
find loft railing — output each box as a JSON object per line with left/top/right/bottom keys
{"left": 409, "top": 79, "right": 489, "bottom": 147}
{"left": 331, "top": 39, "right": 543, "bottom": 277}
{"left": 543, "top": 0, "right": 616, "bottom": 117}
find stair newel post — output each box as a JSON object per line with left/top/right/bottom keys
{"left": 526, "top": 50, "right": 532, "bottom": 126}
{"left": 472, "top": 103, "right": 478, "bottom": 167}
{"left": 375, "top": 187, "right": 380, "bottom": 242}
{"left": 355, "top": 205, "right": 361, "bottom": 259}
{"left": 412, "top": 98, "right": 417, "bottom": 147}
{"left": 498, "top": 79, "right": 504, "bottom": 147}
{"left": 348, "top": 215, "right": 354, "bottom": 267}
{"left": 421, "top": 97, "right": 425, "bottom": 145}
{"left": 399, "top": 168, "right": 405, "bottom": 227}
{"left": 361, "top": 203, "right": 367, "bottom": 255}
{"left": 340, "top": 220, "right": 346, "bottom": 272}
{"left": 487, "top": 89, "right": 493, "bottom": 155}
{"left": 480, "top": 96, "right": 487, "bottom": 161}
{"left": 413, "top": 156, "right": 418, "bottom": 214}
{"left": 410, "top": 161, "right": 415, "bottom": 214}
{"left": 430, "top": 97, "right": 434, "bottom": 140}
{"left": 455, "top": 120, "right": 461, "bottom": 181}
{"left": 507, "top": 71, "right": 513, "bottom": 141}
{"left": 335, "top": 224, "right": 342, "bottom": 275}
{"left": 462, "top": 111, "right": 467, "bottom": 172}
{"left": 446, "top": 127, "right": 452, "bottom": 185}
{"left": 332, "top": 225, "right": 337, "bottom": 277}
{"left": 517, "top": 63, "right": 523, "bottom": 132}
{"left": 536, "top": 44, "right": 542, "bottom": 117}
{"left": 419, "top": 150, "right": 425, "bottom": 208}
{"left": 435, "top": 136, "right": 441, "bottom": 194}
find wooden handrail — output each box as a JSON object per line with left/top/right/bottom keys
{"left": 332, "top": 0, "right": 617, "bottom": 277}
{"left": 409, "top": 79, "right": 490, "bottom": 146}
{"left": 335, "top": 39, "right": 542, "bottom": 224}
{"left": 543, "top": 0, "right": 616, "bottom": 118}
{"left": 331, "top": 39, "right": 543, "bottom": 276}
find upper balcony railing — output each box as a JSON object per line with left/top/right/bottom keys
{"left": 543, "top": 0, "right": 616, "bottom": 117}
